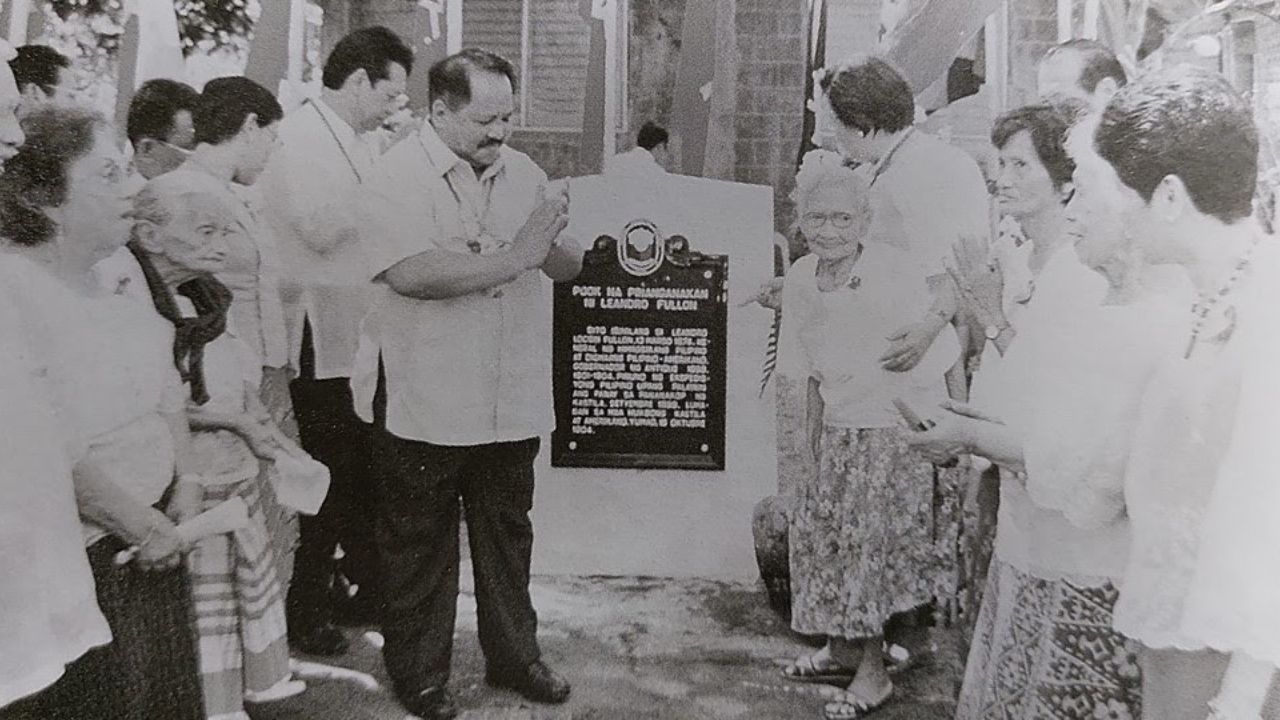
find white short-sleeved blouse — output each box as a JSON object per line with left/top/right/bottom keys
{"left": 978, "top": 280, "right": 1186, "bottom": 583}
{"left": 780, "top": 249, "right": 961, "bottom": 429}
{"left": 19, "top": 261, "right": 186, "bottom": 547}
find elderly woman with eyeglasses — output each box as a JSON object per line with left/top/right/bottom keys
{"left": 0, "top": 106, "right": 205, "bottom": 720}
{"left": 776, "top": 151, "right": 963, "bottom": 719}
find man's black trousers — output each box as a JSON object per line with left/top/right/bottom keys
{"left": 371, "top": 426, "right": 543, "bottom": 695}
{"left": 286, "top": 321, "right": 380, "bottom": 630}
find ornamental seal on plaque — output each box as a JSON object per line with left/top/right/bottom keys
{"left": 617, "top": 219, "right": 665, "bottom": 277}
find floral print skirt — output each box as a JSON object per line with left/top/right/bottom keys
{"left": 956, "top": 557, "right": 1143, "bottom": 720}
{"left": 789, "top": 425, "right": 960, "bottom": 639}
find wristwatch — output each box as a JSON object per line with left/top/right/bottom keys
{"left": 984, "top": 323, "right": 1009, "bottom": 341}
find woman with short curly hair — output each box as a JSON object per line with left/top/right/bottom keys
{"left": 0, "top": 105, "right": 204, "bottom": 720}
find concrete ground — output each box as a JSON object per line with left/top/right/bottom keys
{"left": 251, "top": 564, "right": 962, "bottom": 720}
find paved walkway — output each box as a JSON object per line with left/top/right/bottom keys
{"left": 252, "top": 568, "right": 961, "bottom": 720}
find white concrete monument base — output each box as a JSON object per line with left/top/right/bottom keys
{"left": 531, "top": 173, "right": 777, "bottom": 580}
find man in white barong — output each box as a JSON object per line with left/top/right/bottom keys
{"left": 255, "top": 25, "right": 413, "bottom": 656}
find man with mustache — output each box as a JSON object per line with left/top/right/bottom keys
{"left": 354, "top": 48, "right": 582, "bottom": 720}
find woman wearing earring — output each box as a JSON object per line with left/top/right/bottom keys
{"left": 779, "top": 152, "right": 963, "bottom": 719}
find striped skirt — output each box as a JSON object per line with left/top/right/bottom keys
{"left": 189, "top": 477, "right": 292, "bottom": 720}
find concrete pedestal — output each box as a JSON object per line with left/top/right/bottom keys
{"left": 531, "top": 173, "right": 776, "bottom": 580}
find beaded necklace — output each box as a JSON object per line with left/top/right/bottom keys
{"left": 1184, "top": 234, "right": 1260, "bottom": 359}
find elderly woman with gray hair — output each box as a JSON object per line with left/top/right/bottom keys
{"left": 777, "top": 151, "right": 963, "bottom": 719}
{"left": 128, "top": 170, "right": 315, "bottom": 720}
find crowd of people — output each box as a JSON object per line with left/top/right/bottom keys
{"left": 774, "top": 39, "right": 1280, "bottom": 720}
{"left": 1, "top": 14, "right": 1278, "bottom": 720}
{"left": 0, "top": 27, "right": 578, "bottom": 720}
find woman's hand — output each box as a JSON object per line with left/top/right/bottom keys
{"left": 905, "top": 411, "right": 973, "bottom": 465}
{"left": 237, "top": 420, "right": 283, "bottom": 461}
{"left": 166, "top": 476, "right": 204, "bottom": 525}
{"left": 905, "top": 400, "right": 1004, "bottom": 464}
{"left": 880, "top": 320, "right": 942, "bottom": 372}
{"left": 136, "top": 510, "right": 188, "bottom": 572}
{"left": 946, "top": 234, "right": 1008, "bottom": 331}
{"left": 937, "top": 399, "right": 1004, "bottom": 424}
{"left": 739, "top": 276, "right": 785, "bottom": 311}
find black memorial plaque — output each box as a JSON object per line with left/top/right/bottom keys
{"left": 552, "top": 226, "right": 728, "bottom": 470}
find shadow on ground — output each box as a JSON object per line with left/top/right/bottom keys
{"left": 251, "top": 568, "right": 960, "bottom": 720}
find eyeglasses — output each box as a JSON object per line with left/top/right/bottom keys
{"left": 801, "top": 211, "right": 859, "bottom": 230}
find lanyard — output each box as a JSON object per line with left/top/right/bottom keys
{"left": 869, "top": 126, "right": 915, "bottom": 187}
{"left": 308, "top": 99, "right": 364, "bottom": 185}
{"left": 420, "top": 133, "right": 500, "bottom": 243}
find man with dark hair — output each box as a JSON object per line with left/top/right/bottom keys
{"left": 1070, "top": 68, "right": 1280, "bottom": 720}
{"left": 322, "top": 25, "right": 414, "bottom": 98}
{"left": 354, "top": 47, "right": 582, "bottom": 720}
{"left": 1093, "top": 73, "right": 1254, "bottom": 225}
{"left": 637, "top": 120, "right": 668, "bottom": 150}
{"left": 9, "top": 44, "right": 72, "bottom": 114}
{"left": 126, "top": 78, "right": 201, "bottom": 180}
{"left": 604, "top": 120, "right": 670, "bottom": 176}
{"left": 1038, "top": 39, "right": 1127, "bottom": 109}
{"left": 255, "top": 25, "right": 414, "bottom": 656}
{"left": 193, "top": 76, "right": 284, "bottom": 152}
{"left": 91, "top": 78, "right": 202, "bottom": 301}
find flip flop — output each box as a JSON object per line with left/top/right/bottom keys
{"left": 781, "top": 653, "right": 857, "bottom": 685}
{"left": 883, "top": 644, "right": 933, "bottom": 676}
{"left": 823, "top": 683, "right": 894, "bottom": 720}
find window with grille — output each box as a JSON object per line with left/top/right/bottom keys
{"left": 461, "top": 0, "right": 606, "bottom": 130}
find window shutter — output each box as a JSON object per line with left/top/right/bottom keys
{"left": 526, "top": 0, "right": 592, "bottom": 128}
{"left": 459, "top": 0, "right": 594, "bottom": 128}
{"left": 461, "top": 0, "right": 524, "bottom": 85}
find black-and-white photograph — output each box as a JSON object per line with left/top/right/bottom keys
{"left": 2, "top": 0, "right": 1279, "bottom": 718}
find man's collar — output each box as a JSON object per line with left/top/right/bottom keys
{"left": 418, "top": 121, "right": 507, "bottom": 181}
{"left": 309, "top": 97, "right": 358, "bottom": 144}
{"left": 869, "top": 126, "right": 916, "bottom": 185}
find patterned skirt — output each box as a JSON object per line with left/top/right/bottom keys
{"left": 956, "top": 557, "right": 1143, "bottom": 720}
{"left": 0, "top": 536, "right": 203, "bottom": 720}
{"left": 788, "top": 426, "right": 961, "bottom": 639}
{"left": 189, "top": 478, "right": 292, "bottom": 720}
